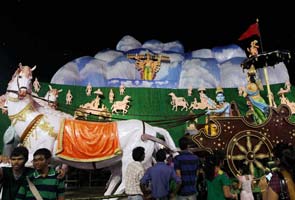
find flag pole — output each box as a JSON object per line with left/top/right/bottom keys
{"left": 257, "top": 18, "right": 273, "bottom": 107}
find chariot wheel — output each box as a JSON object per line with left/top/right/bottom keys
{"left": 226, "top": 130, "right": 273, "bottom": 178}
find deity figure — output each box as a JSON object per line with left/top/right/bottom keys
{"left": 109, "top": 89, "right": 114, "bottom": 103}
{"left": 86, "top": 82, "right": 92, "bottom": 96}
{"left": 198, "top": 87, "right": 216, "bottom": 110}
{"left": 127, "top": 53, "right": 169, "bottom": 81}
{"left": 247, "top": 40, "right": 259, "bottom": 57}
{"left": 187, "top": 86, "right": 193, "bottom": 96}
{"left": 66, "top": 89, "right": 73, "bottom": 105}
{"left": 206, "top": 87, "right": 230, "bottom": 117}
{"left": 119, "top": 84, "right": 125, "bottom": 95}
{"left": 136, "top": 53, "right": 160, "bottom": 80}
{"left": 33, "top": 77, "right": 41, "bottom": 93}
{"left": 241, "top": 65, "right": 269, "bottom": 124}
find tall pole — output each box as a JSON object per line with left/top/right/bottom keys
{"left": 257, "top": 18, "right": 273, "bottom": 106}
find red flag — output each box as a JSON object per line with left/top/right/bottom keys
{"left": 238, "top": 23, "right": 260, "bottom": 41}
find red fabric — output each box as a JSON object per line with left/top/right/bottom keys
{"left": 56, "top": 119, "right": 121, "bottom": 162}
{"left": 238, "top": 23, "right": 260, "bottom": 41}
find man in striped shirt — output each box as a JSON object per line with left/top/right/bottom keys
{"left": 174, "top": 136, "right": 200, "bottom": 200}
{"left": 16, "top": 148, "right": 65, "bottom": 200}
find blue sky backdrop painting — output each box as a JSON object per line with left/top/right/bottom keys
{"left": 51, "top": 35, "right": 289, "bottom": 89}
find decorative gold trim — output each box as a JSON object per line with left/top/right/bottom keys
{"left": 8, "top": 103, "right": 35, "bottom": 125}
{"left": 38, "top": 120, "right": 58, "bottom": 138}
{"left": 56, "top": 119, "right": 66, "bottom": 155}
{"left": 20, "top": 114, "right": 43, "bottom": 143}
{"left": 56, "top": 147, "right": 122, "bottom": 162}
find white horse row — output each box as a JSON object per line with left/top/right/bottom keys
{"left": 169, "top": 92, "right": 215, "bottom": 111}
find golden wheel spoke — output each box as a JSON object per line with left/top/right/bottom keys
{"left": 253, "top": 141, "right": 263, "bottom": 153}
{"left": 250, "top": 162, "right": 255, "bottom": 175}
{"left": 254, "top": 160, "right": 265, "bottom": 170}
{"left": 235, "top": 141, "right": 248, "bottom": 154}
{"left": 255, "top": 153, "right": 269, "bottom": 159}
{"left": 232, "top": 154, "right": 246, "bottom": 161}
{"left": 247, "top": 136, "right": 252, "bottom": 151}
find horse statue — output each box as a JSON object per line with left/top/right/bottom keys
{"left": 111, "top": 95, "right": 131, "bottom": 115}
{"left": 168, "top": 92, "right": 189, "bottom": 111}
{"left": 4, "top": 64, "right": 178, "bottom": 197}
{"left": 31, "top": 85, "right": 63, "bottom": 109}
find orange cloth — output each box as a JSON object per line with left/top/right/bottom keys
{"left": 57, "top": 119, "right": 121, "bottom": 162}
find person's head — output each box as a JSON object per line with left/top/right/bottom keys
{"left": 10, "top": 146, "right": 29, "bottom": 161}
{"left": 215, "top": 87, "right": 225, "bottom": 103}
{"left": 198, "top": 87, "right": 206, "bottom": 94}
{"left": 155, "top": 149, "right": 166, "bottom": 162}
{"left": 248, "top": 75, "right": 256, "bottom": 83}
{"left": 10, "top": 146, "right": 29, "bottom": 170}
{"left": 132, "top": 146, "right": 145, "bottom": 162}
{"left": 178, "top": 136, "right": 191, "bottom": 150}
{"left": 33, "top": 148, "right": 52, "bottom": 171}
{"left": 216, "top": 92, "right": 225, "bottom": 103}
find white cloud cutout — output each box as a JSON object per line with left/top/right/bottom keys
{"left": 51, "top": 35, "right": 290, "bottom": 89}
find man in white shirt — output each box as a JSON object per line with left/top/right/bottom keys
{"left": 125, "top": 147, "right": 145, "bottom": 200}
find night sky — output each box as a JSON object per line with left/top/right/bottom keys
{"left": 1, "top": 1, "right": 294, "bottom": 86}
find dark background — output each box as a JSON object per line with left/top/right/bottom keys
{"left": 1, "top": 1, "right": 294, "bottom": 86}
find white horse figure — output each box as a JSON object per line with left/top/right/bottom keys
{"left": 111, "top": 95, "right": 131, "bottom": 115}
{"left": 32, "top": 85, "right": 63, "bottom": 109}
{"left": 5, "top": 64, "right": 177, "bottom": 197}
{"left": 44, "top": 85, "right": 62, "bottom": 108}
{"left": 168, "top": 92, "right": 189, "bottom": 111}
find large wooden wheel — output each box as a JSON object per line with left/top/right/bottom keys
{"left": 226, "top": 130, "right": 273, "bottom": 178}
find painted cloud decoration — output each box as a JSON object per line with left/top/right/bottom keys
{"left": 51, "top": 35, "right": 289, "bottom": 89}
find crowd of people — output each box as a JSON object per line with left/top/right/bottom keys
{"left": 1, "top": 139, "right": 294, "bottom": 200}
{"left": 124, "top": 139, "right": 295, "bottom": 200}
{"left": 124, "top": 136, "right": 238, "bottom": 200}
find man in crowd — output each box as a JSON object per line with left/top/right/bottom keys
{"left": 174, "top": 136, "right": 200, "bottom": 200}
{"left": 16, "top": 148, "right": 65, "bottom": 200}
{"left": 141, "top": 149, "right": 181, "bottom": 200}
{"left": 125, "top": 146, "right": 145, "bottom": 200}
{"left": 0, "top": 146, "right": 34, "bottom": 199}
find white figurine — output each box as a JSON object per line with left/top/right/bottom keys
{"left": 119, "top": 84, "right": 125, "bottom": 95}
{"left": 66, "top": 89, "right": 73, "bottom": 105}
{"left": 111, "top": 95, "right": 131, "bottom": 115}
{"left": 188, "top": 86, "right": 193, "bottom": 96}
{"left": 33, "top": 78, "right": 41, "bottom": 93}
{"left": 168, "top": 92, "right": 189, "bottom": 111}
{"left": 86, "top": 82, "right": 92, "bottom": 96}
{"left": 109, "top": 89, "right": 115, "bottom": 103}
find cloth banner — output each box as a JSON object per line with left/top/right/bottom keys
{"left": 238, "top": 23, "right": 260, "bottom": 41}
{"left": 56, "top": 119, "right": 121, "bottom": 162}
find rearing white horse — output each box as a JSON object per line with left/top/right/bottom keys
{"left": 5, "top": 64, "right": 177, "bottom": 197}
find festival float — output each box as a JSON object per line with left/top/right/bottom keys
{"left": 0, "top": 21, "right": 294, "bottom": 196}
